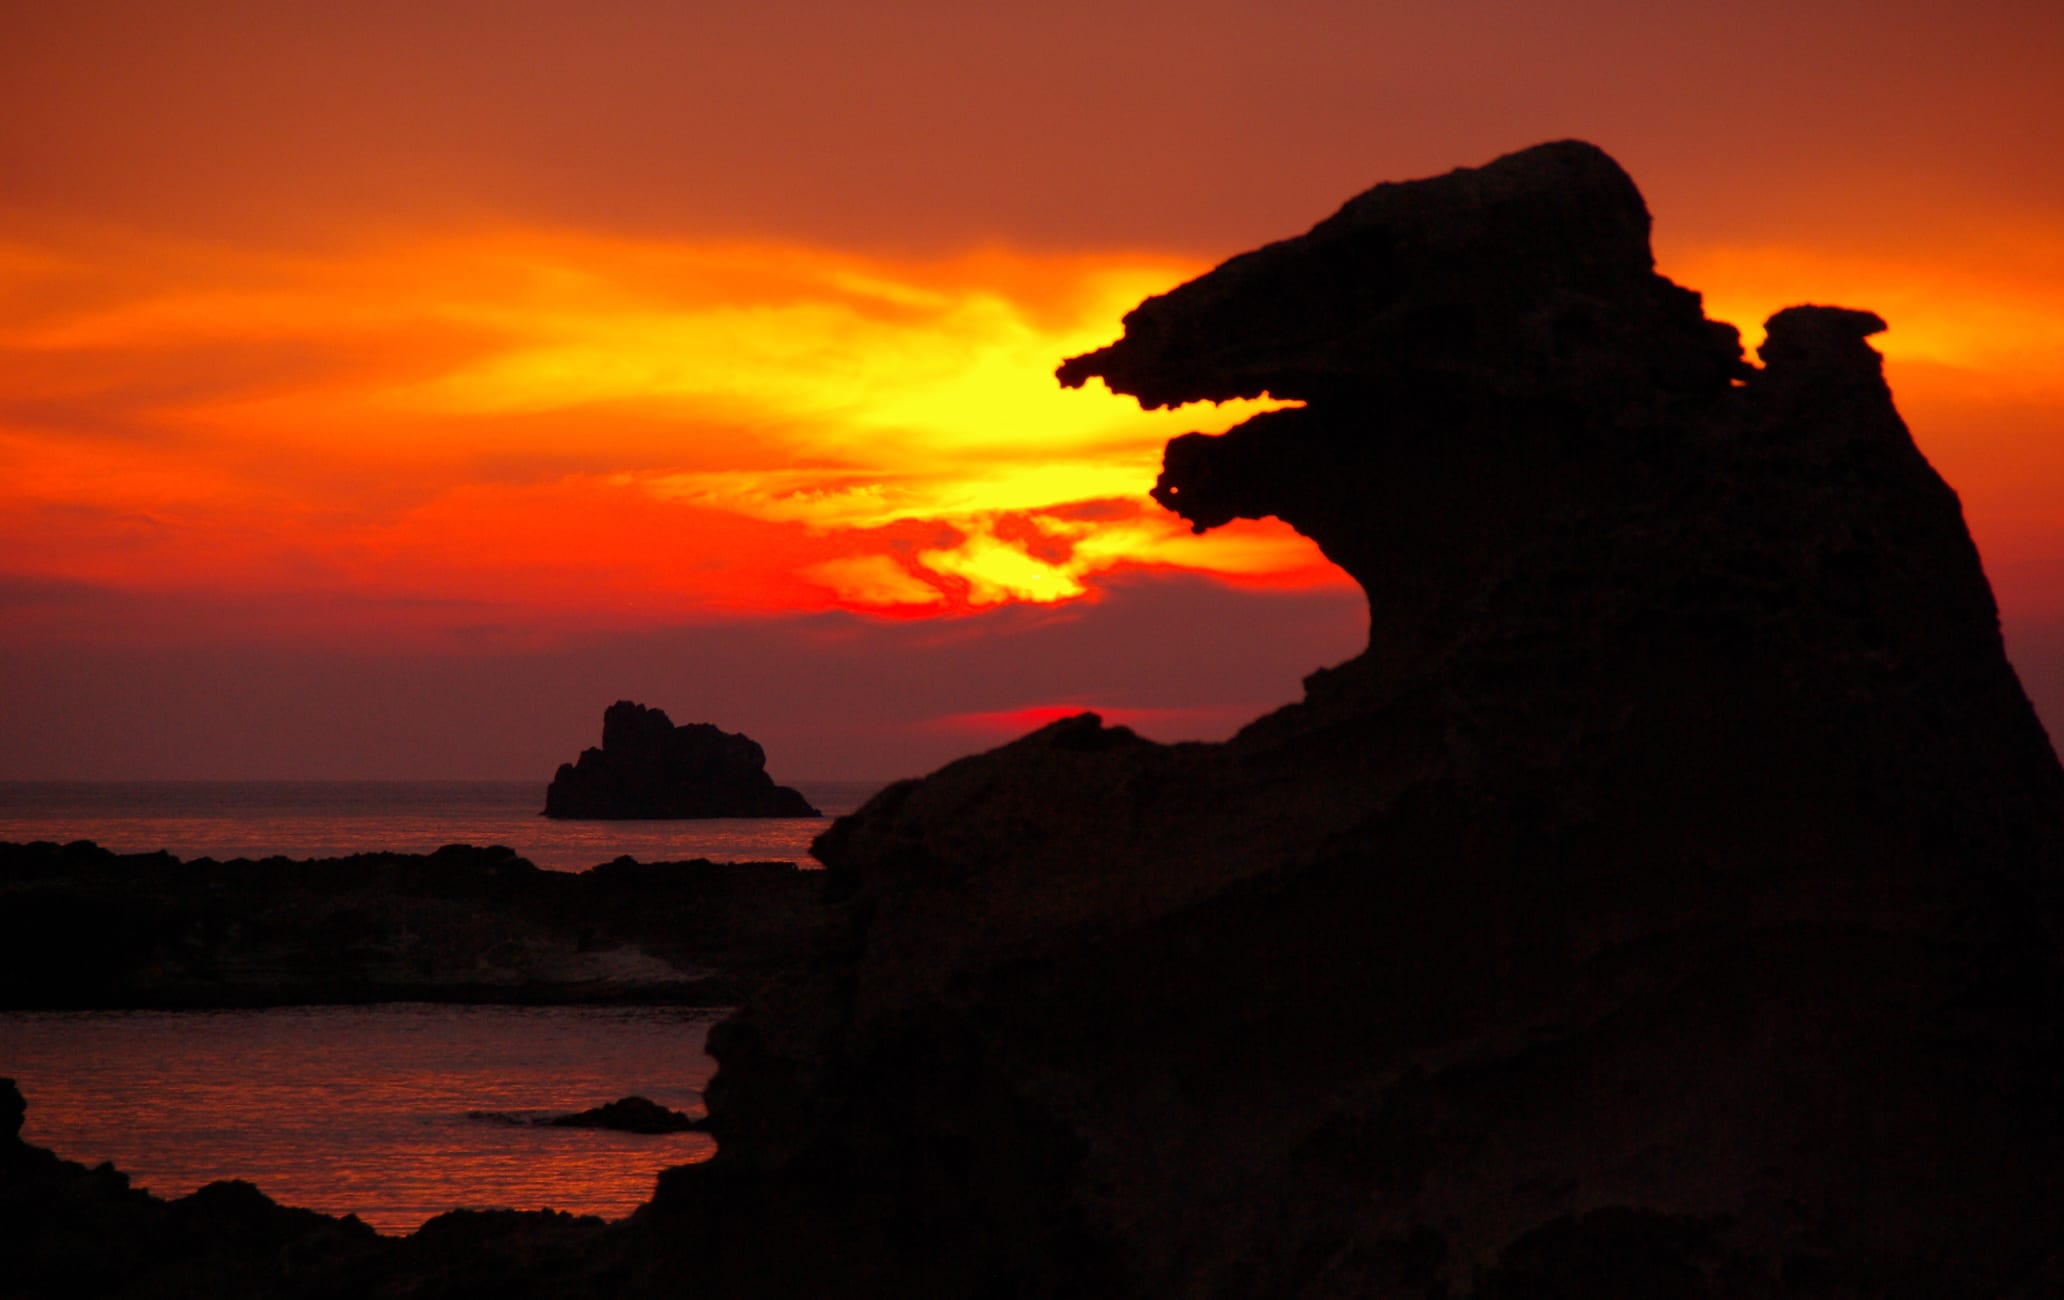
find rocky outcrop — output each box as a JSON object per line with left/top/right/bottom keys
{"left": 656, "top": 142, "right": 2064, "bottom": 1297}
{"left": 548, "top": 1096, "right": 705, "bottom": 1134}
{"left": 10, "top": 142, "right": 2064, "bottom": 1299}
{"left": 544, "top": 702, "right": 820, "bottom": 820}
{"left": 0, "top": 840, "right": 825, "bottom": 1008}
{"left": 469, "top": 1096, "right": 708, "bottom": 1133}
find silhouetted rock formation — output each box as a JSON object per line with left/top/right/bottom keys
{"left": 469, "top": 1096, "right": 708, "bottom": 1133}
{"left": 544, "top": 702, "right": 820, "bottom": 819}
{"left": 11, "top": 142, "right": 2064, "bottom": 1300}
{"left": 658, "top": 142, "right": 2064, "bottom": 1297}
{"left": 0, "top": 840, "right": 823, "bottom": 1008}
{"left": 548, "top": 1096, "right": 705, "bottom": 1134}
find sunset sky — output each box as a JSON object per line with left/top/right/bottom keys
{"left": 4, "top": 1, "right": 2061, "bottom": 780}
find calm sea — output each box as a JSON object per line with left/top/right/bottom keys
{"left": 0, "top": 780, "right": 891, "bottom": 1233}
{"left": 0, "top": 778, "right": 889, "bottom": 871}
{"left": 1, "top": 1004, "right": 723, "bottom": 1233}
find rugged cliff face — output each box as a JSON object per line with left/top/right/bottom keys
{"left": 663, "top": 142, "right": 2064, "bottom": 1297}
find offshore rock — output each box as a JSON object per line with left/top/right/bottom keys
{"left": 666, "top": 142, "right": 2064, "bottom": 1298}
{"left": 544, "top": 701, "right": 820, "bottom": 819}
{"left": 547, "top": 1096, "right": 706, "bottom": 1134}
{"left": 470, "top": 1096, "right": 708, "bottom": 1133}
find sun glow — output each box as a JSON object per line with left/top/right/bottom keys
{"left": 11, "top": 216, "right": 2060, "bottom": 647}
{"left": 0, "top": 225, "right": 1335, "bottom": 639}
{"left": 1673, "top": 233, "right": 2064, "bottom": 387}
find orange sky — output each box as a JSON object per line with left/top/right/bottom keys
{"left": 2, "top": 1, "right": 2060, "bottom": 778}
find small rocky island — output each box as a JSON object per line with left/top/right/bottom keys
{"left": 543, "top": 701, "right": 819, "bottom": 820}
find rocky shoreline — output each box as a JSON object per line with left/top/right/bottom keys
{"left": 0, "top": 839, "right": 826, "bottom": 1010}
{"left": 1, "top": 1076, "right": 626, "bottom": 1298}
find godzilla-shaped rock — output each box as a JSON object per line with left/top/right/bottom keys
{"left": 544, "top": 702, "right": 819, "bottom": 820}
{"left": 14, "top": 143, "right": 2062, "bottom": 1300}
{"left": 657, "top": 142, "right": 2064, "bottom": 1298}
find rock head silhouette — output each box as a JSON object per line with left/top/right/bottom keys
{"left": 8, "top": 141, "right": 2064, "bottom": 1298}
{"left": 544, "top": 701, "right": 819, "bottom": 819}
{"left": 660, "top": 142, "right": 2064, "bottom": 1297}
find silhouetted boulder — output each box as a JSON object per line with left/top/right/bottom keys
{"left": 544, "top": 702, "right": 820, "bottom": 820}
{"left": 547, "top": 1096, "right": 705, "bottom": 1134}
{"left": 664, "top": 142, "right": 2064, "bottom": 1298}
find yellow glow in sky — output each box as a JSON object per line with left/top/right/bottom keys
{"left": 0, "top": 224, "right": 1334, "bottom": 629}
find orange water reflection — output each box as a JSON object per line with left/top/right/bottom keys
{"left": 0, "top": 1005, "right": 721, "bottom": 1234}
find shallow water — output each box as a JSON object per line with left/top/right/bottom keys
{"left": 0, "top": 779, "right": 887, "bottom": 871}
{"left": 0, "top": 1004, "right": 724, "bottom": 1234}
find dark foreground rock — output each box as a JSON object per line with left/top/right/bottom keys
{"left": 658, "top": 142, "right": 2064, "bottom": 1297}
{"left": 1, "top": 1076, "right": 629, "bottom": 1300}
{"left": 544, "top": 701, "right": 820, "bottom": 819}
{"left": 1, "top": 1077, "right": 806, "bottom": 1299}
{"left": 0, "top": 841, "right": 825, "bottom": 1008}
{"left": 10, "top": 141, "right": 2064, "bottom": 1298}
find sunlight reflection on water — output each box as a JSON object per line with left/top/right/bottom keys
{"left": 0, "top": 1004, "right": 724, "bottom": 1234}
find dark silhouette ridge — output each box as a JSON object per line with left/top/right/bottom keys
{"left": 544, "top": 701, "right": 820, "bottom": 819}
{"left": 667, "top": 141, "right": 2064, "bottom": 1297}
{"left": 7, "top": 140, "right": 2064, "bottom": 1297}
{"left": 0, "top": 840, "right": 823, "bottom": 1008}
